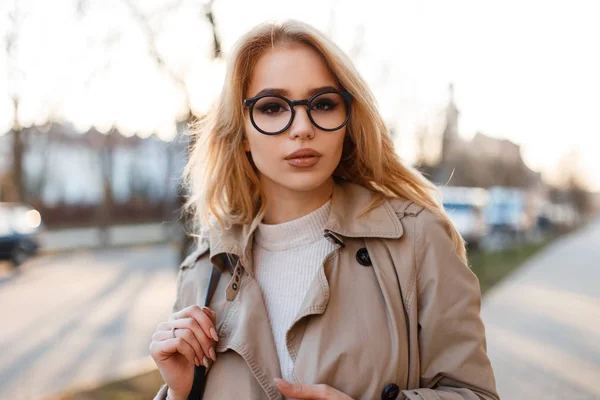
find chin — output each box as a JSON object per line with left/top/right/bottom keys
{"left": 273, "top": 172, "right": 333, "bottom": 193}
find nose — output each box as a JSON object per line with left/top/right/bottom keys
{"left": 288, "top": 107, "right": 315, "bottom": 140}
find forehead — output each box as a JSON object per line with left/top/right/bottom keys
{"left": 246, "top": 43, "right": 340, "bottom": 98}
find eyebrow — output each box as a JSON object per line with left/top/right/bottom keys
{"left": 252, "top": 85, "right": 340, "bottom": 98}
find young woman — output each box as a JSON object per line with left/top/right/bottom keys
{"left": 150, "top": 20, "right": 499, "bottom": 400}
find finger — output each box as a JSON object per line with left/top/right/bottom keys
{"left": 274, "top": 378, "right": 333, "bottom": 399}
{"left": 191, "top": 307, "right": 219, "bottom": 342}
{"left": 158, "top": 318, "right": 215, "bottom": 362}
{"left": 150, "top": 337, "right": 197, "bottom": 366}
{"left": 173, "top": 327, "right": 205, "bottom": 366}
{"left": 173, "top": 305, "right": 219, "bottom": 342}
{"left": 202, "top": 307, "right": 217, "bottom": 326}
{"left": 152, "top": 329, "right": 180, "bottom": 342}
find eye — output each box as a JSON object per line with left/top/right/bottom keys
{"left": 258, "top": 103, "right": 281, "bottom": 114}
{"left": 255, "top": 97, "right": 289, "bottom": 115}
{"left": 311, "top": 99, "right": 338, "bottom": 112}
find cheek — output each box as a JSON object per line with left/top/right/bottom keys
{"left": 244, "top": 125, "right": 278, "bottom": 169}
{"left": 328, "top": 130, "right": 347, "bottom": 160}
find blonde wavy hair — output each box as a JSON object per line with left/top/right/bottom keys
{"left": 183, "top": 19, "right": 467, "bottom": 264}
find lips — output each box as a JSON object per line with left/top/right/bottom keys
{"left": 285, "top": 148, "right": 322, "bottom": 160}
{"left": 285, "top": 148, "right": 322, "bottom": 168}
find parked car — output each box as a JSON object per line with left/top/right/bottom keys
{"left": 439, "top": 186, "right": 489, "bottom": 250}
{"left": 0, "top": 203, "right": 43, "bottom": 266}
{"left": 484, "top": 187, "right": 532, "bottom": 236}
{"left": 443, "top": 202, "right": 489, "bottom": 250}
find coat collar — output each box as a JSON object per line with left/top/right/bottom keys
{"left": 205, "top": 179, "right": 406, "bottom": 272}
{"left": 324, "top": 179, "right": 404, "bottom": 239}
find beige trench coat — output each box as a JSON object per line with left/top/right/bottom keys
{"left": 155, "top": 180, "right": 499, "bottom": 400}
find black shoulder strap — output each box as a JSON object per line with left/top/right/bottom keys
{"left": 188, "top": 257, "right": 226, "bottom": 399}
{"left": 203, "top": 265, "right": 221, "bottom": 307}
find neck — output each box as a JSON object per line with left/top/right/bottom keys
{"left": 260, "top": 177, "right": 334, "bottom": 225}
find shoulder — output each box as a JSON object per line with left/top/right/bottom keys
{"left": 173, "top": 239, "right": 214, "bottom": 310}
{"left": 179, "top": 239, "right": 211, "bottom": 270}
{"left": 387, "top": 196, "right": 426, "bottom": 219}
{"left": 390, "top": 200, "right": 470, "bottom": 281}
{"left": 387, "top": 196, "right": 443, "bottom": 236}
{"left": 387, "top": 197, "right": 455, "bottom": 253}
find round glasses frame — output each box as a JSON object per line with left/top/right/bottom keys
{"left": 242, "top": 89, "right": 353, "bottom": 135}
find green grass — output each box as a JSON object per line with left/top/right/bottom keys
{"left": 469, "top": 238, "right": 553, "bottom": 294}
{"left": 63, "top": 238, "right": 553, "bottom": 399}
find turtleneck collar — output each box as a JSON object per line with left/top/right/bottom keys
{"left": 255, "top": 199, "right": 331, "bottom": 251}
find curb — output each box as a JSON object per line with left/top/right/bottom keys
{"left": 37, "top": 239, "right": 178, "bottom": 256}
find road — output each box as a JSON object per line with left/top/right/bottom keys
{"left": 0, "top": 245, "right": 178, "bottom": 400}
{"left": 482, "top": 218, "right": 600, "bottom": 399}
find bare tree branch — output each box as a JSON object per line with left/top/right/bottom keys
{"left": 204, "top": 0, "right": 221, "bottom": 58}
{"left": 122, "top": 0, "right": 223, "bottom": 119}
{"left": 122, "top": 0, "right": 200, "bottom": 129}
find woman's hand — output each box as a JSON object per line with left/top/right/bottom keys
{"left": 149, "top": 305, "right": 219, "bottom": 399}
{"left": 275, "top": 378, "right": 354, "bottom": 400}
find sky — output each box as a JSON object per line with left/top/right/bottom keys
{"left": 1, "top": 0, "right": 599, "bottom": 190}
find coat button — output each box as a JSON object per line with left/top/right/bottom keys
{"left": 356, "top": 248, "right": 372, "bottom": 266}
{"left": 381, "top": 383, "right": 400, "bottom": 400}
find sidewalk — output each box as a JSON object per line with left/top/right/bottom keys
{"left": 0, "top": 245, "right": 178, "bottom": 400}
{"left": 481, "top": 218, "right": 600, "bottom": 399}
{"left": 39, "top": 222, "right": 182, "bottom": 253}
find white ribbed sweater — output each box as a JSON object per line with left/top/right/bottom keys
{"left": 253, "top": 199, "right": 335, "bottom": 383}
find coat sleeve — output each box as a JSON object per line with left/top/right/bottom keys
{"left": 401, "top": 210, "right": 500, "bottom": 400}
{"left": 153, "top": 384, "right": 169, "bottom": 400}
{"left": 153, "top": 260, "right": 189, "bottom": 400}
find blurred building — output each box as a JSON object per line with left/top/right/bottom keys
{"left": 427, "top": 84, "right": 542, "bottom": 189}
{"left": 0, "top": 123, "right": 189, "bottom": 226}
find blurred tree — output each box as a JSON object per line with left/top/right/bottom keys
{"left": 204, "top": 0, "right": 222, "bottom": 59}
{"left": 5, "top": 2, "right": 26, "bottom": 202}
{"left": 567, "top": 175, "right": 592, "bottom": 218}
{"left": 98, "top": 129, "right": 115, "bottom": 246}
{"left": 122, "top": 0, "right": 222, "bottom": 259}
{"left": 555, "top": 148, "right": 593, "bottom": 218}
{"left": 123, "top": 0, "right": 222, "bottom": 121}
{"left": 122, "top": 0, "right": 222, "bottom": 221}
{"left": 415, "top": 124, "right": 428, "bottom": 167}
{"left": 24, "top": 125, "right": 52, "bottom": 201}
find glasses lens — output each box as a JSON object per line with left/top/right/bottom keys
{"left": 309, "top": 92, "right": 348, "bottom": 130}
{"left": 252, "top": 96, "right": 292, "bottom": 134}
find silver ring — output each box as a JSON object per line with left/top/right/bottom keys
{"left": 171, "top": 326, "right": 176, "bottom": 338}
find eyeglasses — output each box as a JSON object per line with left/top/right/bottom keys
{"left": 242, "top": 89, "right": 353, "bottom": 135}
